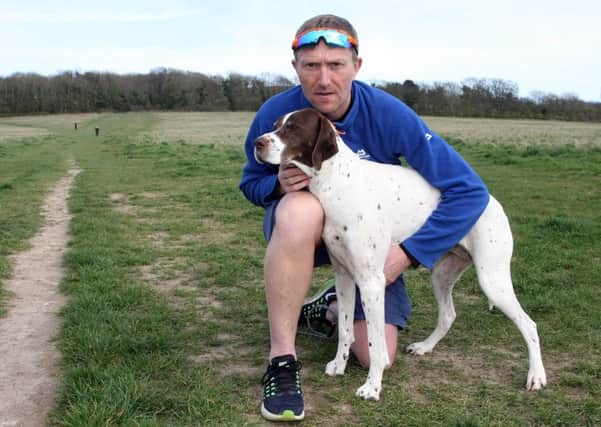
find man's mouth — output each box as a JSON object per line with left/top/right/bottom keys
{"left": 315, "top": 92, "right": 334, "bottom": 99}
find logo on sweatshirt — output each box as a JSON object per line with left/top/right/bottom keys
{"left": 356, "top": 149, "right": 372, "bottom": 160}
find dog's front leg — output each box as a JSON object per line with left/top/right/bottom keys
{"left": 325, "top": 269, "right": 355, "bottom": 376}
{"left": 355, "top": 275, "right": 388, "bottom": 401}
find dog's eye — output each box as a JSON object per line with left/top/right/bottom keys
{"left": 285, "top": 122, "right": 297, "bottom": 130}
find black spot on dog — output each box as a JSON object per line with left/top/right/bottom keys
{"left": 347, "top": 173, "right": 351, "bottom": 178}
{"left": 369, "top": 342, "right": 372, "bottom": 347}
{"left": 343, "top": 225, "right": 348, "bottom": 231}
{"left": 377, "top": 203, "right": 381, "bottom": 210}
{"left": 335, "top": 235, "right": 340, "bottom": 240}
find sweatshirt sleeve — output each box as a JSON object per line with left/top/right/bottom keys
{"left": 397, "top": 112, "right": 490, "bottom": 270}
{"left": 239, "top": 112, "right": 281, "bottom": 207}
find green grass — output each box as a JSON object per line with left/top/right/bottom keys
{"left": 0, "top": 113, "right": 600, "bottom": 425}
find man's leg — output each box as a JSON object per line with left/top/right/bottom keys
{"left": 324, "top": 299, "right": 399, "bottom": 367}
{"left": 304, "top": 274, "right": 410, "bottom": 367}
{"left": 261, "top": 192, "right": 324, "bottom": 421}
{"left": 264, "top": 191, "right": 324, "bottom": 360}
{"left": 351, "top": 322, "right": 399, "bottom": 368}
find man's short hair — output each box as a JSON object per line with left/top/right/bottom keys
{"left": 295, "top": 14, "right": 358, "bottom": 42}
{"left": 293, "top": 14, "right": 359, "bottom": 59}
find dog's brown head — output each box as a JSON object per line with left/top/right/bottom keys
{"left": 254, "top": 108, "right": 339, "bottom": 172}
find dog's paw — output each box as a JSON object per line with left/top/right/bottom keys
{"left": 325, "top": 359, "right": 346, "bottom": 376}
{"left": 406, "top": 341, "right": 433, "bottom": 356}
{"left": 526, "top": 368, "right": 547, "bottom": 391}
{"left": 355, "top": 382, "right": 381, "bottom": 401}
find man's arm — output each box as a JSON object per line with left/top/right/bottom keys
{"left": 396, "top": 113, "right": 490, "bottom": 270}
{"left": 239, "top": 114, "right": 282, "bottom": 207}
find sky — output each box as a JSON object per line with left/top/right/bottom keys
{"left": 1, "top": 0, "right": 599, "bottom": 102}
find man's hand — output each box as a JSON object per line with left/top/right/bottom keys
{"left": 277, "top": 164, "right": 310, "bottom": 194}
{"left": 384, "top": 244, "right": 413, "bottom": 284}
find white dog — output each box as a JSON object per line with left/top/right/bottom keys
{"left": 254, "top": 108, "right": 547, "bottom": 400}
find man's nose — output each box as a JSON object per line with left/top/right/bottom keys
{"left": 317, "top": 65, "right": 331, "bottom": 85}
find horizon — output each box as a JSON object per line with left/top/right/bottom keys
{"left": 1, "top": 68, "right": 596, "bottom": 104}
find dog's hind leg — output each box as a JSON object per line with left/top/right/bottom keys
{"left": 325, "top": 267, "right": 355, "bottom": 376}
{"left": 474, "top": 259, "right": 547, "bottom": 390}
{"left": 407, "top": 248, "right": 472, "bottom": 355}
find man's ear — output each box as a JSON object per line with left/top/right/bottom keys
{"left": 312, "top": 115, "right": 338, "bottom": 170}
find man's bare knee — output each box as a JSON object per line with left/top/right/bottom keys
{"left": 274, "top": 192, "right": 324, "bottom": 244}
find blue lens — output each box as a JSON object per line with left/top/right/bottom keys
{"left": 293, "top": 29, "right": 353, "bottom": 49}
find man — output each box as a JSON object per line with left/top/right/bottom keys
{"left": 239, "top": 14, "right": 489, "bottom": 421}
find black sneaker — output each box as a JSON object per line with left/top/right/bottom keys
{"left": 261, "top": 354, "right": 304, "bottom": 421}
{"left": 298, "top": 279, "right": 337, "bottom": 338}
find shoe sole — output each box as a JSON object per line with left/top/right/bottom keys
{"left": 261, "top": 403, "right": 305, "bottom": 421}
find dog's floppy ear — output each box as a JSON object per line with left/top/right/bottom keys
{"left": 312, "top": 115, "right": 339, "bottom": 170}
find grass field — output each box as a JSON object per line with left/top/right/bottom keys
{"left": 1, "top": 112, "right": 600, "bottom": 426}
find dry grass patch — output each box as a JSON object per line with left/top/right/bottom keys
{"left": 143, "top": 111, "right": 254, "bottom": 145}
{"left": 140, "top": 111, "right": 601, "bottom": 148}
{"left": 398, "top": 348, "right": 519, "bottom": 405}
{"left": 424, "top": 116, "right": 601, "bottom": 146}
{"left": 188, "top": 332, "right": 259, "bottom": 377}
{"left": 138, "top": 263, "right": 196, "bottom": 294}
{"left": 0, "top": 113, "right": 100, "bottom": 137}
{"left": 109, "top": 193, "right": 139, "bottom": 216}
{"left": 0, "top": 123, "right": 49, "bottom": 140}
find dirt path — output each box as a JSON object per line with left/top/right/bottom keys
{"left": 0, "top": 166, "right": 80, "bottom": 427}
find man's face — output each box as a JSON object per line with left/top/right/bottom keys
{"left": 292, "top": 40, "right": 362, "bottom": 121}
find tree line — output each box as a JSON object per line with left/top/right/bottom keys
{"left": 0, "top": 68, "right": 599, "bottom": 122}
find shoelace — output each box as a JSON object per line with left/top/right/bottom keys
{"left": 262, "top": 360, "right": 302, "bottom": 396}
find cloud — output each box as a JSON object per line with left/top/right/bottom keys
{"left": 0, "top": 5, "right": 205, "bottom": 23}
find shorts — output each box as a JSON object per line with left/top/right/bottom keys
{"left": 263, "top": 199, "right": 411, "bottom": 329}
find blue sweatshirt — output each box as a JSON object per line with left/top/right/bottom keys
{"left": 239, "top": 80, "right": 489, "bottom": 270}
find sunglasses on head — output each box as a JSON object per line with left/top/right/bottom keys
{"left": 292, "top": 28, "right": 358, "bottom": 53}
